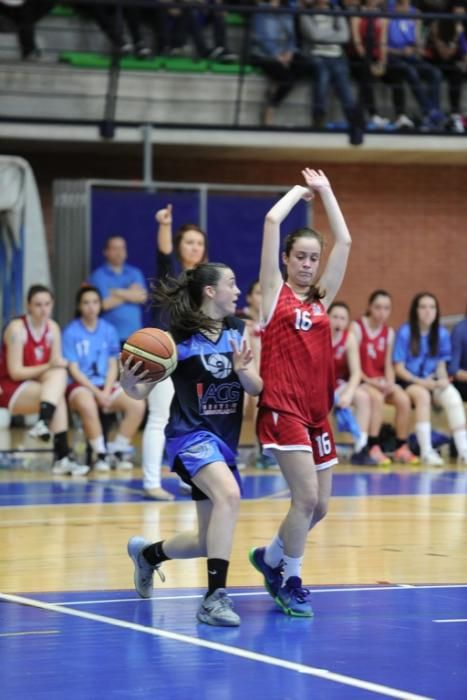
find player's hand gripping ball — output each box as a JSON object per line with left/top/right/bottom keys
{"left": 121, "top": 328, "right": 177, "bottom": 383}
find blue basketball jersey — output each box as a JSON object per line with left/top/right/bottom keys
{"left": 165, "top": 316, "right": 246, "bottom": 465}
{"left": 62, "top": 318, "right": 120, "bottom": 386}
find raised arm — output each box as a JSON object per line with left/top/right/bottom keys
{"left": 260, "top": 184, "right": 311, "bottom": 320}
{"left": 302, "top": 169, "right": 352, "bottom": 310}
{"left": 156, "top": 205, "right": 173, "bottom": 255}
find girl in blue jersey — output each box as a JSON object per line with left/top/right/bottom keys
{"left": 62, "top": 286, "right": 146, "bottom": 471}
{"left": 142, "top": 205, "right": 208, "bottom": 501}
{"left": 121, "top": 263, "right": 263, "bottom": 627}
{"left": 393, "top": 292, "right": 467, "bottom": 465}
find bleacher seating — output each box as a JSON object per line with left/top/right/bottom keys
{"left": 0, "top": 5, "right": 464, "bottom": 131}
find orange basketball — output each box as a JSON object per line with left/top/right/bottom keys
{"left": 122, "top": 328, "right": 177, "bottom": 383}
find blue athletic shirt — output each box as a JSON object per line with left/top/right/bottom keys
{"left": 393, "top": 322, "right": 451, "bottom": 378}
{"left": 388, "top": 7, "right": 417, "bottom": 50}
{"left": 62, "top": 318, "right": 120, "bottom": 386}
{"left": 449, "top": 318, "right": 467, "bottom": 376}
{"left": 165, "top": 316, "right": 246, "bottom": 467}
{"left": 89, "top": 263, "right": 147, "bottom": 342}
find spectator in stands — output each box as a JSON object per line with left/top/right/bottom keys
{"left": 449, "top": 306, "right": 467, "bottom": 401}
{"left": 350, "top": 0, "right": 391, "bottom": 128}
{"left": 0, "top": 0, "right": 54, "bottom": 60}
{"left": 148, "top": 1, "right": 186, "bottom": 56}
{"left": 89, "top": 235, "right": 148, "bottom": 346}
{"left": 141, "top": 205, "right": 208, "bottom": 500}
{"left": 386, "top": 0, "right": 444, "bottom": 129}
{"left": 329, "top": 301, "right": 377, "bottom": 465}
{"left": 72, "top": 2, "right": 151, "bottom": 57}
{"left": 427, "top": 0, "right": 467, "bottom": 133}
{"left": 62, "top": 286, "right": 146, "bottom": 472}
{"left": 175, "top": 0, "right": 237, "bottom": 61}
{"left": 351, "top": 290, "right": 420, "bottom": 465}
{"left": 299, "top": 0, "right": 358, "bottom": 128}
{"left": 393, "top": 292, "right": 467, "bottom": 465}
{"left": 0, "top": 284, "right": 89, "bottom": 476}
{"left": 250, "top": 0, "right": 314, "bottom": 126}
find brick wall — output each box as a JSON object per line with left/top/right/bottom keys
{"left": 16, "top": 146, "right": 467, "bottom": 328}
{"left": 157, "top": 156, "right": 467, "bottom": 327}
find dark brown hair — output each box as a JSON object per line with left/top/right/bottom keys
{"left": 408, "top": 292, "right": 440, "bottom": 357}
{"left": 283, "top": 228, "right": 325, "bottom": 302}
{"left": 174, "top": 224, "right": 208, "bottom": 265}
{"left": 152, "top": 263, "right": 230, "bottom": 341}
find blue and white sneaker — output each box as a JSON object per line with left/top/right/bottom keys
{"left": 127, "top": 536, "right": 165, "bottom": 598}
{"left": 275, "top": 576, "right": 313, "bottom": 617}
{"left": 248, "top": 546, "right": 283, "bottom": 600}
{"left": 197, "top": 589, "right": 240, "bottom": 626}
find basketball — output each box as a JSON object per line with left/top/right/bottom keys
{"left": 122, "top": 328, "right": 177, "bottom": 383}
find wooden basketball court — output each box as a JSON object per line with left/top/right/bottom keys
{"left": 1, "top": 425, "right": 466, "bottom": 699}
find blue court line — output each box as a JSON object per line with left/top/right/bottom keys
{"left": 0, "top": 471, "right": 466, "bottom": 507}
{"left": 0, "top": 590, "right": 433, "bottom": 700}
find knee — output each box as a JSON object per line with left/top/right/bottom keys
{"left": 393, "top": 389, "right": 410, "bottom": 410}
{"left": 219, "top": 485, "right": 241, "bottom": 514}
{"left": 355, "top": 388, "right": 370, "bottom": 409}
{"left": 292, "top": 489, "right": 318, "bottom": 518}
{"left": 311, "top": 499, "right": 328, "bottom": 526}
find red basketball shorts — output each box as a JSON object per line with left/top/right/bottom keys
{"left": 257, "top": 407, "right": 338, "bottom": 471}
{"left": 0, "top": 379, "right": 30, "bottom": 410}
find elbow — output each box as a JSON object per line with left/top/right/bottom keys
{"left": 265, "top": 211, "right": 280, "bottom": 226}
{"left": 252, "top": 379, "right": 264, "bottom": 397}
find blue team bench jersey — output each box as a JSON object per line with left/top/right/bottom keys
{"left": 165, "top": 316, "right": 246, "bottom": 465}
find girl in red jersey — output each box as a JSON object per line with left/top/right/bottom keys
{"left": 351, "top": 289, "right": 419, "bottom": 465}
{"left": 0, "top": 284, "right": 89, "bottom": 476}
{"left": 328, "top": 301, "right": 376, "bottom": 466}
{"left": 249, "top": 168, "right": 350, "bottom": 617}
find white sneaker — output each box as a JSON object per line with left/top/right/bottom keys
{"left": 394, "top": 114, "right": 415, "bottom": 130}
{"left": 457, "top": 451, "right": 467, "bottom": 465}
{"left": 52, "top": 456, "right": 90, "bottom": 476}
{"left": 28, "top": 419, "right": 51, "bottom": 442}
{"left": 369, "top": 114, "right": 390, "bottom": 128}
{"left": 450, "top": 113, "right": 465, "bottom": 134}
{"left": 421, "top": 450, "right": 444, "bottom": 466}
{"left": 114, "top": 454, "right": 133, "bottom": 470}
{"left": 94, "top": 457, "right": 111, "bottom": 472}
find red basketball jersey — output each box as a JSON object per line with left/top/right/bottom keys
{"left": 356, "top": 318, "right": 388, "bottom": 378}
{"left": 259, "top": 284, "right": 334, "bottom": 425}
{"left": 332, "top": 330, "right": 349, "bottom": 386}
{"left": 0, "top": 315, "right": 53, "bottom": 380}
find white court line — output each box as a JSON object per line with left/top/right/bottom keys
{"left": 433, "top": 619, "right": 467, "bottom": 623}
{"left": 0, "top": 591, "right": 431, "bottom": 700}
{"left": 56, "top": 583, "right": 467, "bottom": 606}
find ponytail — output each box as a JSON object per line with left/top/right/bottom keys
{"left": 152, "top": 263, "right": 229, "bottom": 341}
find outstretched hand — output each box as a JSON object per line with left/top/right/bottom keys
{"left": 155, "top": 204, "right": 172, "bottom": 225}
{"left": 301, "top": 168, "right": 331, "bottom": 194}
{"left": 119, "top": 354, "right": 154, "bottom": 398}
{"left": 229, "top": 338, "right": 253, "bottom": 373}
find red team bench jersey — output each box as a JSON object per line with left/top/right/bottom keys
{"left": 0, "top": 315, "right": 53, "bottom": 380}
{"left": 259, "top": 283, "right": 334, "bottom": 426}
{"left": 332, "top": 329, "right": 350, "bottom": 386}
{"left": 0, "top": 316, "right": 54, "bottom": 409}
{"left": 355, "top": 318, "right": 392, "bottom": 378}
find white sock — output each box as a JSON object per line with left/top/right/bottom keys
{"left": 264, "top": 535, "right": 284, "bottom": 568}
{"left": 90, "top": 435, "right": 106, "bottom": 456}
{"left": 354, "top": 432, "right": 368, "bottom": 452}
{"left": 282, "top": 555, "right": 303, "bottom": 584}
{"left": 453, "top": 428, "right": 467, "bottom": 457}
{"left": 113, "top": 433, "right": 131, "bottom": 450}
{"left": 416, "top": 422, "right": 432, "bottom": 456}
